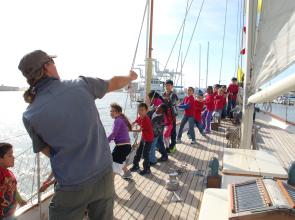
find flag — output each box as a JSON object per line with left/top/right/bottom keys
{"left": 240, "top": 48, "right": 246, "bottom": 55}
{"left": 258, "top": 0, "right": 263, "bottom": 13}
{"left": 237, "top": 67, "right": 244, "bottom": 83}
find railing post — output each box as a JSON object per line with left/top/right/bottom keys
{"left": 37, "top": 153, "right": 42, "bottom": 217}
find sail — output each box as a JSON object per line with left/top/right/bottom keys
{"left": 251, "top": 0, "right": 295, "bottom": 89}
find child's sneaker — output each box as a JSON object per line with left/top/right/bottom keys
{"left": 157, "top": 156, "right": 168, "bottom": 162}
{"left": 130, "top": 165, "right": 140, "bottom": 172}
{"left": 122, "top": 171, "right": 133, "bottom": 179}
{"left": 187, "top": 133, "right": 192, "bottom": 139}
{"left": 139, "top": 169, "right": 151, "bottom": 176}
{"left": 170, "top": 145, "right": 177, "bottom": 153}
{"left": 166, "top": 147, "right": 171, "bottom": 154}
{"left": 150, "top": 161, "right": 157, "bottom": 166}
{"left": 191, "top": 140, "right": 197, "bottom": 144}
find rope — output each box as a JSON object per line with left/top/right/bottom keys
{"left": 163, "top": 0, "right": 195, "bottom": 70}
{"left": 123, "top": 0, "right": 149, "bottom": 112}
{"left": 181, "top": 0, "right": 206, "bottom": 70}
{"left": 0, "top": 133, "right": 28, "bottom": 142}
{"left": 175, "top": 0, "right": 190, "bottom": 74}
{"left": 218, "top": 0, "right": 229, "bottom": 84}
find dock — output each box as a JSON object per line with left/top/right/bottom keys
{"left": 113, "top": 112, "right": 295, "bottom": 219}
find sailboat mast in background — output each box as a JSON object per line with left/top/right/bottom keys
{"left": 145, "top": 0, "right": 154, "bottom": 102}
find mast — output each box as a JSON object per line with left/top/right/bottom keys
{"left": 145, "top": 0, "right": 154, "bottom": 102}
{"left": 240, "top": 0, "right": 257, "bottom": 149}
{"left": 206, "top": 41, "right": 209, "bottom": 88}
{"left": 198, "top": 44, "right": 201, "bottom": 89}
{"left": 181, "top": 53, "right": 183, "bottom": 87}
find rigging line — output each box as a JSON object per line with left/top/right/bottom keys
{"left": 218, "top": 0, "right": 229, "bottom": 84}
{"left": 124, "top": 0, "right": 149, "bottom": 111}
{"left": 130, "top": 0, "right": 149, "bottom": 70}
{"left": 0, "top": 133, "right": 28, "bottom": 142}
{"left": 234, "top": 0, "right": 241, "bottom": 75}
{"left": 163, "top": 0, "right": 195, "bottom": 70}
{"left": 181, "top": 0, "right": 206, "bottom": 70}
{"left": 175, "top": 0, "right": 190, "bottom": 74}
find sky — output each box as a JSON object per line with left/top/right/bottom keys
{"left": 0, "top": 0, "right": 291, "bottom": 88}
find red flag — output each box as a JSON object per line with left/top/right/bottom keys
{"left": 240, "top": 48, "right": 246, "bottom": 55}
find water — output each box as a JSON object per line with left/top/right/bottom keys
{"left": 0, "top": 91, "right": 138, "bottom": 154}
{"left": 0, "top": 91, "right": 139, "bottom": 201}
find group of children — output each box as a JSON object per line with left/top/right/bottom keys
{"left": 0, "top": 78, "right": 239, "bottom": 219}
{"left": 107, "top": 77, "right": 239, "bottom": 179}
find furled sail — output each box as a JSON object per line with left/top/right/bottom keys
{"left": 251, "top": 0, "right": 295, "bottom": 89}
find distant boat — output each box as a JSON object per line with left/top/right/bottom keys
{"left": 0, "top": 85, "right": 20, "bottom": 91}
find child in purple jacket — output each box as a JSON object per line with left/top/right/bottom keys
{"left": 108, "top": 103, "right": 133, "bottom": 179}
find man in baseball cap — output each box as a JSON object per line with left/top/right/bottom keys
{"left": 19, "top": 49, "right": 138, "bottom": 219}
{"left": 18, "top": 50, "right": 57, "bottom": 79}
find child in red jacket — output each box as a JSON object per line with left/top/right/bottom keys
{"left": 214, "top": 88, "right": 225, "bottom": 123}
{"left": 130, "top": 103, "right": 154, "bottom": 175}
{"left": 193, "top": 92, "right": 205, "bottom": 136}
{"left": 202, "top": 86, "right": 214, "bottom": 133}
{"left": 177, "top": 87, "right": 196, "bottom": 144}
{"left": 227, "top": 77, "right": 239, "bottom": 117}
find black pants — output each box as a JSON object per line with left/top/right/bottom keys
{"left": 133, "top": 140, "right": 152, "bottom": 170}
{"left": 169, "top": 119, "right": 177, "bottom": 148}
{"left": 157, "top": 135, "right": 168, "bottom": 158}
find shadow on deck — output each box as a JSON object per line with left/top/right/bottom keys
{"left": 113, "top": 121, "right": 228, "bottom": 220}
{"left": 113, "top": 113, "right": 295, "bottom": 219}
{"left": 256, "top": 112, "right": 295, "bottom": 170}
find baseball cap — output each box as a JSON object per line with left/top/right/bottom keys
{"left": 18, "top": 50, "right": 56, "bottom": 78}
{"left": 165, "top": 79, "right": 173, "bottom": 85}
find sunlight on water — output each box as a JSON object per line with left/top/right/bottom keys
{"left": 0, "top": 91, "right": 138, "bottom": 200}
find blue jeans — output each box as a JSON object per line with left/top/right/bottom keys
{"left": 227, "top": 99, "right": 236, "bottom": 117}
{"left": 177, "top": 115, "right": 196, "bottom": 141}
{"left": 195, "top": 120, "right": 204, "bottom": 134}
{"left": 133, "top": 140, "right": 152, "bottom": 170}
{"left": 202, "top": 110, "right": 213, "bottom": 132}
{"left": 150, "top": 136, "right": 159, "bottom": 163}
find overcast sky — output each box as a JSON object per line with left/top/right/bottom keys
{"left": 1, "top": 0, "right": 292, "bottom": 88}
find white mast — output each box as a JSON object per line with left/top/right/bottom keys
{"left": 240, "top": 0, "right": 257, "bottom": 149}
{"left": 198, "top": 44, "right": 201, "bottom": 89}
{"left": 206, "top": 41, "right": 209, "bottom": 88}
{"left": 145, "top": 0, "right": 154, "bottom": 103}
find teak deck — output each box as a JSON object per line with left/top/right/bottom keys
{"left": 113, "top": 112, "right": 295, "bottom": 220}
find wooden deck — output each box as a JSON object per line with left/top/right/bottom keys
{"left": 113, "top": 122, "right": 228, "bottom": 220}
{"left": 113, "top": 112, "right": 295, "bottom": 220}
{"left": 256, "top": 112, "right": 295, "bottom": 170}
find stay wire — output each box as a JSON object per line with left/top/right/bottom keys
{"left": 124, "top": 0, "right": 149, "bottom": 112}
{"left": 218, "top": 0, "right": 229, "bottom": 84}
{"left": 180, "top": 0, "right": 206, "bottom": 71}
{"left": 164, "top": 0, "right": 195, "bottom": 70}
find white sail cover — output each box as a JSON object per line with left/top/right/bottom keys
{"left": 251, "top": 0, "right": 295, "bottom": 89}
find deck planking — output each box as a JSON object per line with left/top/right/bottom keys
{"left": 256, "top": 113, "right": 295, "bottom": 170}
{"left": 113, "top": 122, "right": 227, "bottom": 220}
{"left": 113, "top": 112, "right": 295, "bottom": 220}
